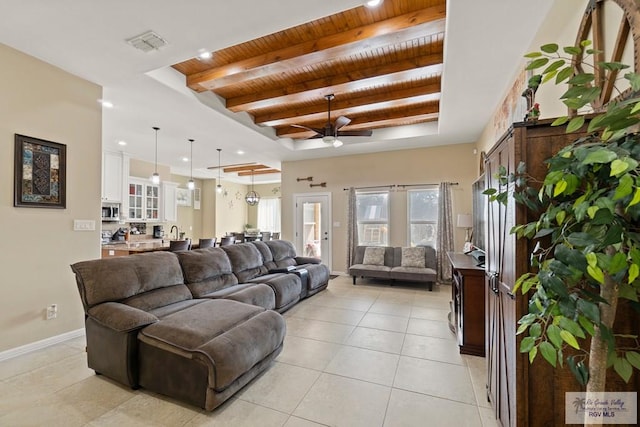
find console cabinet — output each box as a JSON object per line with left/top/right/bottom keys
{"left": 448, "top": 252, "right": 485, "bottom": 356}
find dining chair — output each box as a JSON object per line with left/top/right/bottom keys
{"left": 260, "top": 231, "right": 271, "bottom": 241}
{"left": 232, "top": 232, "right": 245, "bottom": 243}
{"left": 198, "top": 238, "right": 216, "bottom": 249}
{"left": 271, "top": 232, "right": 280, "bottom": 240}
{"left": 219, "top": 236, "right": 235, "bottom": 246}
{"left": 169, "top": 239, "right": 191, "bottom": 252}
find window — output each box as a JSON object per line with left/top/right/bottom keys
{"left": 408, "top": 188, "right": 439, "bottom": 247}
{"left": 356, "top": 191, "right": 389, "bottom": 246}
{"left": 257, "top": 198, "right": 281, "bottom": 232}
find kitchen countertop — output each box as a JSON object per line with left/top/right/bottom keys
{"left": 102, "top": 240, "right": 175, "bottom": 253}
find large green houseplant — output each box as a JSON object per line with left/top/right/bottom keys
{"left": 485, "top": 40, "right": 640, "bottom": 400}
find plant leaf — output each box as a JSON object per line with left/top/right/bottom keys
{"left": 547, "top": 324, "right": 563, "bottom": 349}
{"left": 626, "top": 351, "right": 640, "bottom": 370}
{"left": 614, "top": 357, "right": 633, "bottom": 383}
{"left": 610, "top": 159, "right": 629, "bottom": 177}
{"left": 520, "top": 336, "right": 536, "bottom": 353}
{"left": 628, "top": 263, "right": 639, "bottom": 284}
{"left": 556, "top": 67, "right": 574, "bottom": 84}
{"left": 551, "top": 116, "right": 570, "bottom": 126}
{"left": 560, "top": 330, "right": 580, "bottom": 349}
{"left": 529, "top": 346, "right": 538, "bottom": 364}
{"left": 526, "top": 58, "right": 549, "bottom": 71}
{"left": 541, "top": 43, "right": 559, "bottom": 53}
{"left": 587, "top": 265, "right": 605, "bottom": 284}
{"left": 539, "top": 341, "right": 557, "bottom": 367}
{"left": 628, "top": 187, "right": 640, "bottom": 208}
{"left": 566, "top": 116, "right": 584, "bottom": 133}
{"left": 582, "top": 149, "right": 617, "bottom": 164}
{"left": 524, "top": 51, "right": 543, "bottom": 58}
{"left": 577, "top": 299, "right": 600, "bottom": 323}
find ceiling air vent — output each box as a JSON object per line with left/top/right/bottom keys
{"left": 126, "top": 31, "right": 168, "bottom": 52}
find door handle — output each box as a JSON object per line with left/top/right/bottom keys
{"left": 487, "top": 271, "right": 499, "bottom": 295}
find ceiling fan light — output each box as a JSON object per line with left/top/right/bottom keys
{"left": 333, "top": 139, "right": 344, "bottom": 148}
{"left": 322, "top": 135, "right": 335, "bottom": 144}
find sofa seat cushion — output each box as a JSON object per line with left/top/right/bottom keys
{"left": 390, "top": 266, "right": 436, "bottom": 282}
{"left": 248, "top": 273, "right": 301, "bottom": 311}
{"left": 138, "top": 299, "right": 285, "bottom": 391}
{"left": 349, "top": 264, "right": 392, "bottom": 278}
{"left": 200, "top": 283, "right": 276, "bottom": 310}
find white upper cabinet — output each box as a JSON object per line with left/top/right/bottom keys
{"left": 102, "top": 151, "right": 129, "bottom": 203}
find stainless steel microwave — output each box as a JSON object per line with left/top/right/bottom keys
{"left": 101, "top": 203, "right": 120, "bottom": 221}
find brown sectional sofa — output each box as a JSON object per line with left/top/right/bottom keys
{"left": 348, "top": 245, "right": 437, "bottom": 290}
{"left": 70, "top": 240, "right": 329, "bottom": 411}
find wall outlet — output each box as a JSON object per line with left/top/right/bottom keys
{"left": 46, "top": 304, "right": 58, "bottom": 320}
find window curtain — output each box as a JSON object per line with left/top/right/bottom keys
{"left": 257, "top": 198, "right": 281, "bottom": 232}
{"left": 437, "top": 182, "right": 454, "bottom": 283}
{"left": 346, "top": 187, "right": 358, "bottom": 268}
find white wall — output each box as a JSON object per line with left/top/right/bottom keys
{"left": 0, "top": 43, "right": 102, "bottom": 352}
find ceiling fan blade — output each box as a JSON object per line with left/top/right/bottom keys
{"left": 334, "top": 116, "right": 351, "bottom": 130}
{"left": 291, "top": 124, "right": 324, "bottom": 137}
{"left": 337, "top": 129, "right": 373, "bottom": 137}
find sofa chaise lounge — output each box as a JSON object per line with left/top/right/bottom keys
{"left": 348, "top": 245, "right": 437, "bottom": 290}
{"left": 70, "top": 240, "right": 329, "bottom": 411}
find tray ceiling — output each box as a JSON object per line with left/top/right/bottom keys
{"left": 172, "top": 0, "right": 445, "bottom": 146}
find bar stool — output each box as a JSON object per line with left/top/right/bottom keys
{"left": 219, "top": 236, "right": 235, "bottom": 246}
{"left": 198, "top": 238, "right": 216, "bottom": 249}
{"left": 169, "top": 239, "right": 191, "bottom": 252}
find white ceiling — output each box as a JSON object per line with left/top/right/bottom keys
{"left": 0, "top": 0, "right": 553, "bottom": 184}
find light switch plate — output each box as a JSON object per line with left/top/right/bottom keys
{"left": 73, "top": 219, "right": 96, "bottom": 231}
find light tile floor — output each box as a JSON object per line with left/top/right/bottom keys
{"left": 0, "top": 275, "right": 499, "bottom": 427}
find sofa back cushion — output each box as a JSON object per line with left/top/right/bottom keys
{"left": 251, "top": 241, "right": 277, "bottom": 270}
{"left": 176, "top": 247, "right": 239, "bottom": 297}
{"left": 352, "top": 246, "right": 394, "bottom": 266}
{"left": 71, "top": 251, "right": 188, "bottom": 311}
{"left": 222, "top": 243, "right": 267, "bottom": 282}
{"left": 264, "top": 240, "right": 297, "bottom": 268}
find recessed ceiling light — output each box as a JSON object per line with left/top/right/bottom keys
{"left": 98, "top": 99, "right": 114, "bottom": 108}
{"left": 198, "top": 50, "right": 212, "bottom": 60}
{"left": 237, "top": 150, "right": 245, "bottom": 155}
{"left": 182, "top": 157, "right": 189, "bottom": 162}
{"left": 365, "top": 0, "right": 383, "bottom": 8}
{"left": 117, "top": 140, "right": 127, "bottom": 146}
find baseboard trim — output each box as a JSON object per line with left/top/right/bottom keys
{"left": 0, "top": 328, "right": 85, "bottom": 362}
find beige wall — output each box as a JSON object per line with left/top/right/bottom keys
{"left": 281, "top": 144, "right": 479, "bottom": 273}
{"left": 216, "top": 180, "right": 249, "bottom": 235}
{"left": 477, "top": 1, "right": 608, "bottom": 155}
{"left": 0, "top": 43, "right": 102, "bottom": 352}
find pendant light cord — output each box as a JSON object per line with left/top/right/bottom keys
{"left": 153, "top": 127, "right": 159, "bottom": 174}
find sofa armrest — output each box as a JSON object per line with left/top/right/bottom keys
{"left": 295, "top": 256, "right": 321, "bottom": 265}
{"left": 88, "top": 302, "right": 159, "bottom": 332}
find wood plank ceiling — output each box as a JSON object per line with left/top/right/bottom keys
{"left": 172, "top": 0, "right": 446, "bottom": 175}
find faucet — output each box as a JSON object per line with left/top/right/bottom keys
{"left": 170, "top": 225, "right": 178, "bottom": 240}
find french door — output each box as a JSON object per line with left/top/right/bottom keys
{"left": 294, "top": 193, "right": 331, "bottom": 270}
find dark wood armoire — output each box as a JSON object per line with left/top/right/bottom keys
{"left": 484, "top": 119, "right": 640, "bottom": 427}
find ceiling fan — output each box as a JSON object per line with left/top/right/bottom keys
{"left": 292, "top": 94, "right": 372, "bottom": 147}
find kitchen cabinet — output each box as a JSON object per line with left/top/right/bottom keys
{"left": 101, "top": 151, "right": 129, "bottom": 203}
{"left": 162, "top": 182, "right": 178, "bottom": 222}
{"left": 447, "top": 252, "right": 484, "bottom": 356}
{"left": 127, "top": 178, "right": 160, "bottom": 222}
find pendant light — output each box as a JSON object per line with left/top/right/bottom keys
{"left": 150, "top": 126, "right": 160, "bottom": 184}
{"left": 216, "top": 148, "right": 223, "bottom": 193}
{"left": 187, "top": 139, "right": 195, "bottom": 190}
{"left": 245, "top": 169, "right": 260, "bottom": 206}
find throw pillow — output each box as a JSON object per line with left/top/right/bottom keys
{"left": 363, "top": 247, "right": 386, "bottom": 266}
{"left": 401, "top": 247, "right": 426, "bottom": 268}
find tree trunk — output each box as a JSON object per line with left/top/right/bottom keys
{"left": 584, "top": 247, "right": 619, "bottom": 426}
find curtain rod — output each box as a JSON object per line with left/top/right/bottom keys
{"left": 343, "top": 182, "right": 458, "bottom": 191}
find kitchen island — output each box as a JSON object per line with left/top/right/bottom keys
{"left": 101, "top": 239, "right": 194, "bottom": 257}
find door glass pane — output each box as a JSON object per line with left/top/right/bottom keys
{"left": 302, "top": 202, "right": 321, "bottom": 257}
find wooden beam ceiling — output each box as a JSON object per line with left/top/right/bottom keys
{"left": 172, "top": 0, "right": 446, "bottom": 146}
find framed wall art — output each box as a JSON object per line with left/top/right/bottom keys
{"left": 176, "top": 187, "right": 192, "bottom": 206}
{"left": 14, "top": 134, "right": 66, "bottom": 208}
